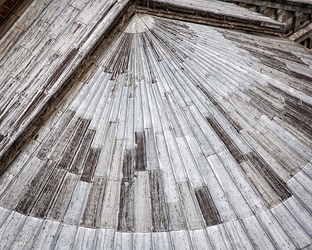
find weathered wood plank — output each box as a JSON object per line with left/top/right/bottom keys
{"left": 99, "top": 179, "right": 120, "bottom": 228}
{"left": 30, "top": 168, "right": 66, "bottom": 218}
{"left": 72, "top": 227, "right": 96, "bottom": 250}
{"left": 95, "top": 229, "right": 115, "bottom": 249}
{"left": 167, "top": 202, "right": 187, "bottom": 231}
{"left": 69, "top": 129, "right": 94, "bottom": 175}
{"left": 224, "top": 221, "right": 254, "bottom": 249}
{"left": 117, "top": 181, "right": 134, "bottom": 232}
{"left": 178, "top": 181, "right": 205, "bottom": 230}
{"left": 57, "top": 118, "right": 90, "bottom": 170}
{"left": 30, "top": 220, "right": 60, "bottom": 249}
{"left": 54, "top": 224, "right": 77, "bottom": 249}
{"left": 15, "top": 160, "right": 56, "bottom": 215}
{"left": 47, "top": 5, "right": 80, "bottom": 39}
{"left": 0, "top": 212, "right": 26, "bottom": 249}
{"left": 170, "top": 230, "right": 192, "bottom": 250}
{"left": 106, "top": 139, "right": 123, "bottom": 181}
{"left": 81, "top": 176, "right": 106, "bottom": 228}
{"left": 80, "top": 147, "right": 101, "bottom": 182}
{"left": 272, "top": 203, "right": 312, "bottom": 249}
{"left": 152, "top": 232, "right": 172, "bottom": 250}
{"left": 36, "top": 110, "right": 75, "bottom": 160}
{"left": 134, "top": 171, "right": 151, "bottom": 232}
{"left": 47, "top": 172, "right": 79, "bottom": 221}
{"left": 206, "top": 225, "right": 234, "bottom": 250}
{"left": 258, "top": 210, "right": 296, "bottom": 249}
{"left": 242, "top": 215, "right": 276, "bottom": 249}
{"left": 149, "top": 170, "right": 169, "bottom": 232}
{"left": 0, "top": 156, "right": 43, "bottom": 210}
{"left": 9, "top": 216, "right": 41, "bottom": 250}
{"left": 63, "top": 181, "right": 91, "bottom": 226}
{"left": 189, "top": 229, "right": 212, "bottom": 250}
{"left": 194, "top": 186, "right": 221, "bottom": 227}
{"left": 134, "top": 233, "right": 152, "bottom": 250}
{"left": 135, "top": 132, "right": 147, "bottom": 171}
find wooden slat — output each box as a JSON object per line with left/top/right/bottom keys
{"left": 30, "top": 219, "right": 60, "bottom": 250}
{"left": 149, "top": 170, "right": 169, "bottom": 232}
{"left": 80, "top": 147, "right": 101, "bottom": 182}
{"left": 30, "top": 168, "right": 66, "bottom": 218}
{"left": 194, "top": 186, "right": 221, "bottom": 227}
{"left": 99, "top": 179, "right": 120, "bottom": 228}
{"left": 0, "top": 156, "right": 43, "bottom": 210}
{"left": 9, "top": 216, "right": 41, "bottom": 250}
{"left": 178, "top": 181, "right": 205, "bottom": 230}
{"left": 81, "top": 176, "right": 106, "bottom": 228}
{"left": 63, "top": 181, "right": 91, "bottom": 226}
{"left": 15, "top": 160, "right": 56, "bottom": 215}
{"left": 47, "top": 172, "right": 79, "bottom": 221}
{"left": 117, "top": 182, "right": 134, "bottom": 232}
{"left": 134, "top": 171, "right": 151, "bottom": 232}
{"left": 0, "top": 212, "right": 26, "bottom": 249}
{"left": 54, "top": 224, "right": 77, "bottom": 249}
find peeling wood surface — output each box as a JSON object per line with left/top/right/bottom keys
{"left": 0, "top": 1, "right": 312, "bottom": 249}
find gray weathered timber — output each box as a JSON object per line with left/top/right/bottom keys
{"left": 0, "top": 2, "right": 312, "bottom": 249}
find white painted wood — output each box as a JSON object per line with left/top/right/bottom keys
{"left": 0, "top": 157, "right": 43, "bottom": 209}
{"left": 197, "top": 156, "right": 237, "bottom": 223}
{"left": 134, "top": 233, "right": 152, "bottom": 250}
{"left": 207, "top": 154, "right": 253, "bottom": 219}
{"left": 176, "top": 137, "right": 204, "bottom": 188}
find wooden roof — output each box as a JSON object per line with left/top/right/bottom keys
{"left": 0, "top": 1, "right": 312, "bottom": 249}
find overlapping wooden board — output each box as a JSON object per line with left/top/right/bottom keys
{"left": 0, "top": 6, "right": 312, "bottom": 250}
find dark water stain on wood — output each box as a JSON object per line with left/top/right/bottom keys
{"left": 194, "top": 186, "right": 221, "bottom": 227}
{"left": 122, "top": 149, "right": 134, "bottom": 182}
{"left": 245, "top": 152, "right": 291, "bottom": 201}
{"left": 57, "top": 118, "right": 90, "bottom": 170}
{"left": 206, "top": 116, "right": 244, "bottom": 163}
{"left": 15, "top": 160, "right": 56, "bottom": 215}
{"left": 48, "top": 173, "right": 79, "bottom": 221}
{"left": 198, "top": 85, "right": 242, "bottom": 132}
{"left": 135, "top": 132, "right": 147, "bottom": 171}
{"left": 149, "top": 170, "right": 169, "bottom": 232}
{"left": 80, "top": 147, "right": 101, "bottom": 182}
{"left": 69, "top": 129, "right": 95, "bottom": 175}
{"left": 103, "top": 33, "right": 133, "bottom": 80}
{"left": 30, "top": 168, "right": 66, "bottom": 218}
{"left": 36, "top": 110, "right": 75, "bottom": 160}
{"left": 9, "top": 91, "right": 47, "bottom": 137}
{"left": 81, "top": 176, "right": 106, "bottom": 228}
{"left": 245, "top": 88, "right": 280, "bottom": 118}
{"left": 44, "top": 48, "right": 78, "bottom": 91}
{"left": 117, "top": 182, "right": 134, "bottom": 232}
